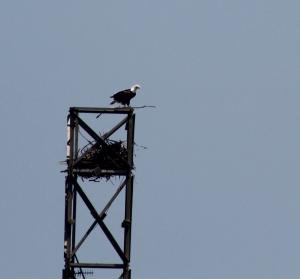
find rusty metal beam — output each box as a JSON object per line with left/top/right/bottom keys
{"left": 70, "top": 263, "right": 124, "bottom": 269}
{"left": 70, "top": 107, "right": 133, "bottom": 114}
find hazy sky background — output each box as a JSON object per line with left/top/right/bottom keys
{"left": 0, "top": 1, "right": 300, "bottom": 278}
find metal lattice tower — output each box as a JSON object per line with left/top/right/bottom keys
{"left": 62, "top": 107, "right": 135, "bottom": 279}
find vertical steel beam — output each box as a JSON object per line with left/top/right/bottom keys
{"left": 123, "top": 175, "right": 134, "bottom": 279}
{"left": 71, "top": 111, "right": 79, "bottom": 262}
{"left": 63, "top": 109, "right": 77, "bottom": 279}
{"left": 126, "top": 113, "right": 135, "bottom": 168}
{"left": 123, "top": 113, "right": 135, "bottom": 279}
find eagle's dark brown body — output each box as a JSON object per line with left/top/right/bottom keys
{"left": 110, "top": 89, "right": 136, "bottom": 106}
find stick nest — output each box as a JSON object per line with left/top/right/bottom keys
{"left": 75, "top": 140, "right": 130, "bottom": 180}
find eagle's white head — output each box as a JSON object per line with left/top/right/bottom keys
{"left": 130, "top": 84, "right": 141, "bottom": 93}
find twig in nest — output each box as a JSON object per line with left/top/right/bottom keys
{"left": 131, "top": 105, "right": 156, "bottom": 109}
{"left": 134, "top": 142, "right": 148, "bottom": 149}
{"left": 79, "top": 129, "right": 94, "bottom": 144}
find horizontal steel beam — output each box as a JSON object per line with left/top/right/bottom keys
{"left": 70, "top": 107, "right": 133, "bottom": 114}
{"left": 70, "top": 263, "right": 124, "bottom": 269}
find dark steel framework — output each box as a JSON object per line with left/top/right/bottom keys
{"left": 62, "top": 107, "right": 135, "bottom": 279}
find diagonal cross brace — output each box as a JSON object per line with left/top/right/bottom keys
{"left": 73, "top": 114, "right": 129, "bottom": 169}
{"left": 71, "top": 179, "right": 127, "bottom": 257}
{"left": 73, "top": 115, "right": 129, "bottom": 168}
{"left": 75, "top": 115, "right": 104, "bottom": 143}
{"left": 73, "top": 179, "right": 128, "bottom": 263}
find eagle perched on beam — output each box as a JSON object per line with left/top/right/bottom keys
{"left": 110, "top": 84, "right": 141, "bottom": 106}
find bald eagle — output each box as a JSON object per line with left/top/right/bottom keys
{"left": 110, "top": 84, "right": 140, "bottom": 106}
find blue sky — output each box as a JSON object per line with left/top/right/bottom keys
{"left": 0, "top": 1, "right": 300, "bottom": 278}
